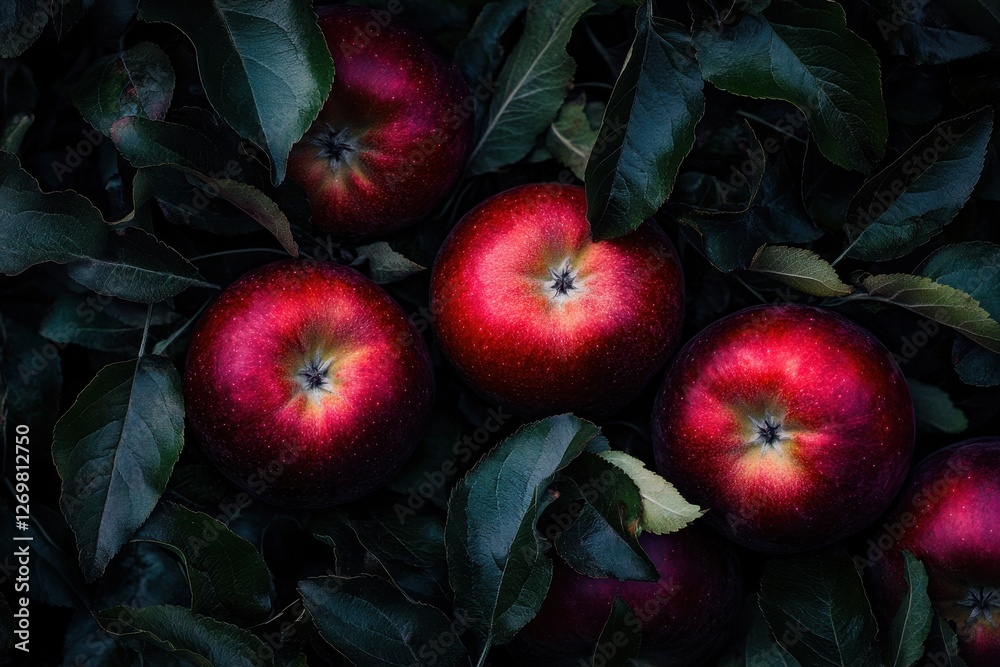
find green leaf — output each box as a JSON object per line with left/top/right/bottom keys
{"left": 137, "top": 0, "right": 335, "bottom": 184}
{"left": 875, "top": 2, "right": 991, "bottom": 65}
{"left": 348, "top": 510, "right": 445, "bottom": 569}
{"left": 906, "top": 379, "right": 968, "bottom": 434}
{"left": 353, "top": 242, "right": 425, "bottom": 284}
{"left": 72, "top": 41, "right": 175, "bottom": 135}
{"left": 40, "top": 294, "right": 143, "bottom": 353}
{"left": 0, "top": 0, "right": 50, "bottom": 57}
{"left": 550, "top": 453, "right": 658, "bottom": 581}
{"left": 53, "top": 356, "right": 185, "bottom": 581}
{"left": 1, "top": 316, "right": 62, "bottom": 436}
{"left": 922, "top": 611, "right": 969, "bottom": 667}
{"left": 136, "top": 502, "right": 272, "bottom": 625}
{"left": 299, "top": 575, "right": 468, "bottom": 667}
{"left": 889, "top": 551, "right": 933, "bottom": 667}
{"left": 0, "top": 152, "right": 212, "bottom": 300}
{"left": 591, "top": 597, "right": 642, "bottom": 667}
{"left": 586, "top": 8, "right": 704, "bottom": 239}
{"left": 111, "top": 116, "right": 299, "bottom": 255}
{"left": 860, "top": 273, "right": 1000, "bottom": 354}
{"left": 95, "top": 605, "right": 273, "bottom": 667}
{"left": 695, "top": 0, "right": 886, "bottom": 172}
{"left": 446, "top": 414, "right": 605, "bottom": 656}
{"left": 597, "top": 450, "right": 703, "bottom": 535}
{"left": 759, "top": 550, "right": 881, "bottom": 667}
{"left": 466, "top": 0, "right": 593, "bottom": 175}
{"left": 920, "top": 242, "right": 1000, "bottom": 386}
{"left": 62, "top": 612, "right": 131, "bottom": 667}
{"left": 749, "top": 245, "right": 852, "bottom": 297}
{"left": 842, "top": 109, "right": 993, "bottom": 261}
{"left": 546, "top": 95, "right": 603, "bottom": 181}
{"left": 1, "top": 112, "right": 33, "bottom": 154}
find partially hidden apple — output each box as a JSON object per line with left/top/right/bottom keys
{"left": 652, "top": 304, "right": 914, "bottom": 553}
{"left": 868, "top": 438, "right": 1000, "bottom": 667}
{"left": 513, "top": 528, "right": 743, "bottom": 666}
{"left": 288, "top": 5, "right": 472, "bottom": 236}
{"left": 183, "top": 259, "right": 433, "bottom": 507}
{"left": 430, "top": 183, "right": 684, "bottom": 416}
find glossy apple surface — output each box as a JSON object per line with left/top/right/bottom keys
{"left": 183, "top": 259, "right": 433, "bottom": 507}
{"left": 288, "top": 5, "right": 472, "bottom": 236}
{"left": 429, "top": 183, "right": 684, "bottom": 416}
{"left": 652, "top": 304, "right": 914, "bottom": 553}
{"left": 868, "top": 439, "right": 1000, "bottom": 667}
{"left": 514, "top": 528, "right": 742, "bottom": 665}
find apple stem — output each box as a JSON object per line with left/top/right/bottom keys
{"left": 311, "top": 124, "right": 357, "bottom": 169}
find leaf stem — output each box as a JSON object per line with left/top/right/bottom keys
{"left": 188, "top": 248, "right": 289, "bottom": 262}
{"left": 736, "top": 110, "right": 807, "bottom": 144}
{"left": 138, "top": 304, "right": 153, "bottom": 357}
{"left": 153, "top": 300, "right": 210, "bottom": 356}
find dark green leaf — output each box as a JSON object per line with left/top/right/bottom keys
{"left": 299, "top": 575, "right": 468, "bottom": 667}
{"left": 72, "top": 41, "right": 175, "bottom": 135}
{"left": 843, "top": 109, "right": 993, "bottom": 261}
{"left": 353, "top": 242, "right": 425, "bottom": 284}
{"left": 349, "top": 510, "right": 445, "bottom": 569}
{"left": 550, "top": 453, "right": 657, "bottom": 581}
{"left": 758, "top": 549, "right": 881, "bottom": 667}
{"left": 586, "top": 9, "right": 703, "bottom": 239}
{"left": 906, "top": 379, "right": 969, "bottom": 434}
{"left": 591, "top": 597, "right": 642, "bottom": 667}
{"left": 875, "top": 1, "right": 991, "bottom": 65}
{"left": 466, "top": 0, "right": 593, "bottom": 174}
{"left": 0, "top": 0, "right": 50, "bottom": 57}
{"left": 446, "top": 414, "right": 604, "bottom": 655}
{"left": 62, "top": 612, "right": 131, "bottom": 667}
{"left": 53, "top": 356, "right": 185, "bottom": 581}
{"left": 137, "top": 0, "right": 334, "bottom": 184}
{"left": 695, "top": 0, "right": 887, "bottom": 172}
{"left": 597, "top": 450, "right": 703, "bottom": 534}
{"left": 745, "top": 604, "right": 801, "bottom": 666}
{"left": 889, "top": 551, "right": 933, "bottom": 667}
{"left": 921, "top": 611, "right": 969, "bottom": 667}
{"left": 860, "top": 273, "right": 1000, "bottom": 354}
{"left": 952, "top": 339, "right": 1000, "bottom": 387}
{"left": 136, "top": 502, "right": 272, "bottom": 625}
{"left": 40, "top": 294, "right": 146, "bottom": 353}
{"left": 749, "top": 245, "right": 852, "bottom": 297}
{"left": 111, "top": 116, "right": 299, "bottom": 255}
{"left": 95, "top": 604, "right": 273, "bottom": 667}
{"left": 0, "top": 152, "right": 211, "bottom": 300}
{"left": 1, "top": 112, "right": 33, "bottom": 154}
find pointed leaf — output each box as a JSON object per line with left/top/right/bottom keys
{"left": 860, "top": 273, "right": 1000, "bottom": 354}
{"left": 843, "top": 109, "right": 993, "bottom": 261}
{"left": 546, "top": 95, "right": 603, "bottom": 181}
{"left": 695, "top": 0, "right": 886, "bottom": 172}
{"left": 586, "top": 9, "right": 704, "bottom": 239}
{"left": 137, "top": 0, "right": 335, "bottom": 183}
{"left": 597, "top": 450, "right": 703, "bottom": 535}
{"left": 354, "top": 242, "right": 424, "bottom": 284}
{"left": 906, "top": 380, "right": 968, "bottom": 434}
{"left": 749, "top": 245, "right": 852, "bottom": 297}
{"left": 53, "top": 356, "right": 185, "bottom": 580}
{"left": 591, "top": 597, "right": 642, "bottom": 667}
{"left": 466, "top": 0, "right": 593, "bottom": 174}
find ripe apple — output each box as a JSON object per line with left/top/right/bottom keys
{"left": 183, "top": 259, "right": 433, "bottom": 507}
{"left": 287, "top": 5, "right": 472, "bottom": 236}
{"left": 652, "top": 304, "right": 914, "bottom": 553}
{"left": 867, "top": 439, "right": 1000, "bottom": 667}
{"left": 429, "top": 183, "right": 684, "bottom": 416}
{"left": 514, "top": 528, "right": 743, "bottom": 665}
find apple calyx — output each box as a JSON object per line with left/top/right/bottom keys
{"left": 546, "top": 260, "right": 581, "bottom": 301}
{"left": 957, "top": 587, "right": 1000, "bottom": 626}
{"left": 311, "top": 124, "right": 358, "bottom": 169}
{"left": 296, "top": 353, "right": 335, "bottom": 394}
{"left": 748, "top": 412, "right": 788, "bottom": 453}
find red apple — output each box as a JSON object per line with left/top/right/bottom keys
{"left": 514, "top": 528, "right": 743, "bottom": 666}
{"left": 652, "top": 304, "right": 914, "bottom": 553}
{"left": 429, "top": 183, "right": 684, "bottom": 416}
{"left": 287, "top": 5, "right": 472, "bottom": 236}
{"left": 183, "top": 259, "right": 433, "bottom": 507}
{"left": 867, "top": 439, "right": 1000, "bottom": 667}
